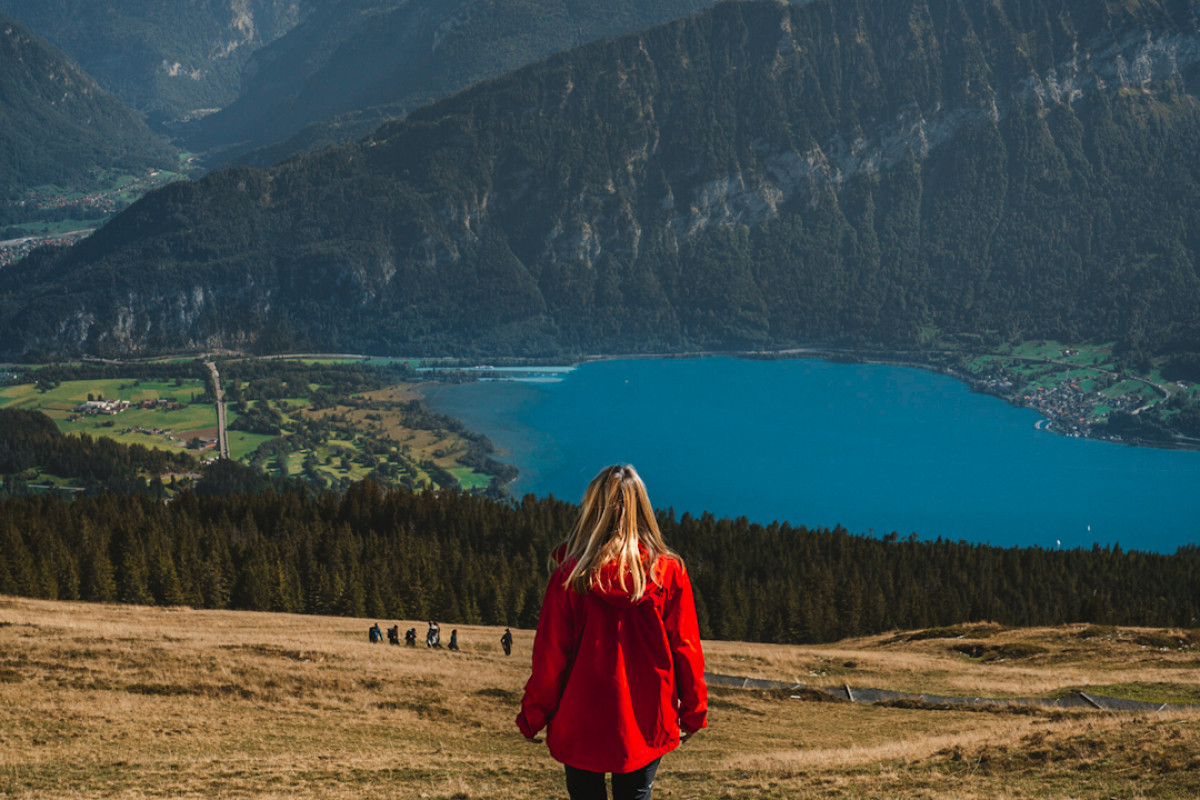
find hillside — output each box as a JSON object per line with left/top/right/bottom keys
{"left": 190, "top": 0, "right": 721, "bottom": 163}
{"left": 2, "top": 596, "right": 1198, "bottom": 798}
{"left": 3, "top": 0, "right": 1200, "bottom": 363}
{"left": 3, "top": 480, "right": 1197, "bottom": 642}
{"left": 0, "top": 0, "right": 310, "bottom": 130}
{"left": 0, "top": 13, "right": 177, "bottom": 222}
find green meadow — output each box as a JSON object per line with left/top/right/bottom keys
{"left": 3, "top": 365, "right": 502, "bottom": 492}
{"left": 0, "top": 379, "right": 215, "bottom": 454}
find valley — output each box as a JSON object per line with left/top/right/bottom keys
{"left": 0, "top": 357, "right": 514, "bottom": 496}
{"left": 3, "top": 334, "right": 1197, "bottom": 506}
{"left": 0, "top": 156, "right": 195, "bottom": 255}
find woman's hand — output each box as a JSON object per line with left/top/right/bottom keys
{"left": 679, "top": 727, "right": 698, "bottom": 744}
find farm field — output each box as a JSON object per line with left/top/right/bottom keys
{"left": 1, "top": 596, "right": 1198, "bottom": 799}
{"left": 0, "top": 362, "right": 511, "bottom": 493}
{"left": 0, "top": 378, "right": 215, "bottom": 454}
{"left": 262, "top": 383, "right": 501, "bottom": 491}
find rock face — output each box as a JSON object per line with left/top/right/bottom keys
{"left": 189, "top": 0, "right": 721, "bottom": 163}
{"left": 0, "top": 0, "right": 310, "bottom": 127}
{"left": 0, "top": 13, "right": 176, "bottom": 205}
{"left": 3, "top": 0, "right": 1200, "bottom": 362}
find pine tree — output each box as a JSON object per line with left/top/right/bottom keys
{"left": 114, "top": 527, "right": 153, "bottom": 605}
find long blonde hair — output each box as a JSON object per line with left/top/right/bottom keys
{"left": 556, "top": 464, "right": 676, "bottom": 600}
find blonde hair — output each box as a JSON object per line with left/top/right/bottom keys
{"left": 556, "top": 464, "right": 676, "bottom": 600}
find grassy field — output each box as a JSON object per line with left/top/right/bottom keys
{"left": 287, "top": 385, "right": 496, "bottom": 490}
{"left": 0, "top": 371, "right": 501, "bottom": 492}
{"left": 1, "top": 597, "right": 1197, "bottom": 799}
{"left": 0, "top": 379, "right": 214, "bottom": 455}
{"left": 227, "top": 431, "right": 279, "bottom": 461}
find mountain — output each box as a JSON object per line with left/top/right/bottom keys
{"left": 3, "top": 0, "right": 1200, "bottom": 364}
{"left": 190, "top": 0, "right": 721, "bottom": 163}
{"left": 0, "top": 13, "right": 176, "bottom": 217}
{"left": 0, "top": 0, "right": 311, "bottom": 130}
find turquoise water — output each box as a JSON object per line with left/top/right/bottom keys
{"left": 421, "top": 358, "right": 1200, "bottom": 553}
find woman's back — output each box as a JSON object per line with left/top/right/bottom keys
{"left": 528, "top": 554, "right": 705, "bottom": 772}
{"left": 516, "top": 464, "right": 707, "bottom": 789}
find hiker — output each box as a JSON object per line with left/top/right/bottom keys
{"left": 501, "top": 628, "right": 513, "bottom": 657}
{"left": 368, "top": 623, "right": 382, "bottom": 643}
{"left": 448, "top": 629, "right": 459, "bottom": 651}
{"left": 387, "top": 625, "right": 400, "bottom": 645}
{"left": 426, "top": 620, "right": 441, "bottom": 648}
{"left": 405, "top": 627, "right": 417, "bottom": 647}
{"left": 517, "top": 464, "right": 707, "bottom": 800}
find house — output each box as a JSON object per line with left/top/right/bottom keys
{"left": 74, "top": 399, "right": 131, "bottom": 415}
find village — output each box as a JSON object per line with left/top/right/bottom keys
{"left": 1, "top": 167, "right": 185, "bottom": 267}
{"left": 0, "top": 229, "right": 91, "bottom": 267}
{"left": 72, "top": 396, "right": 185, "bottom": 416}
{"left": 962, "top": 353, "right": 1161, "bottom": 441}
{"left": 1018, "top": 381, "right": 1142, "bottom": 437}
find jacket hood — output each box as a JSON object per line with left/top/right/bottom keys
{"left": 589, "top": 556, "right": 662, "bottom": 608}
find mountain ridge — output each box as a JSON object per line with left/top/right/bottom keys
{"left": 0, "top": 12, "right": 177, "bottom": 218}
{"left": 3, "top": 0, "right": 1199, "bottom": 364}
{"left": 0, "top": 0, "right": 310, "bottom": 129}
{"left": 191, "top": 0, "right": 724, "bottom": 163}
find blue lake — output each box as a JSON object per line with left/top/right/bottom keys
{"left": 421, "top": 358, "right": 1200, "bottom": 553}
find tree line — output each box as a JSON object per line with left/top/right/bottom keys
{"left": 0, "top": 408, "right": 196, "bottom": 496}
{"left": 1, "top": 480, "right": 1195, "bottom": 643}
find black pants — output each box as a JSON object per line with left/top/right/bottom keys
{"left": 564, "top": 757, "right": 661, "bottom": 800}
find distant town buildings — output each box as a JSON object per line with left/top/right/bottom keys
{"left": 0, "top": 230, "right": 91, "bottom": 267}
{"left": 74, "top": 399, "right": 131, "bottom": 415}
{"left": 140, "top": 398, "right": 183, "bottom": 411}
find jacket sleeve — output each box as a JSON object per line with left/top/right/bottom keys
{"left": 664, "top": 560, "right": 708, "bottom": 733}
{"left": 516, "top": 571, "right": 575, "bottom": 739}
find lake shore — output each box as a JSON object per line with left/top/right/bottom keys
{"left": 423, "top": 343, "right": 1200, "bottom": 453}
{"left": 416, "top": 355, "right": 1200, "bottom": 551}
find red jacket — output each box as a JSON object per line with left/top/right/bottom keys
{"left": 516, "top": 554, "right": 708, "bottom": 773}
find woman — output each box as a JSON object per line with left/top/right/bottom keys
{"left": 517, "top": 465, "right": 707, "bottom": 800}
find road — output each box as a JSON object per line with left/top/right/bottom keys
{"left": 203, "top": 360, "right": 229, "bottom": 459}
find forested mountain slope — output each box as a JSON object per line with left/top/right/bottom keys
{"left": 0, "top": 13, "right": 176, "bottom": 216}
{"left": 0, "top": 0, "right": 310, "bottom": 129}
{"left": 3, "top": 0, "right": 1199, "bottom": 363}
{"left": 191, "top": 0, "right": 722, "bottom": 163}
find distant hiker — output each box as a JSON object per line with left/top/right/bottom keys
{"left": 517, "top": 464, "right": 707, "bottom": 800}
{"left": 426, "top": 620, "right": 441, "bottom": 648}
{"left": 501, "top": 628, "right": 513, "bottom": 657}
{"left": 448, "top": 629, "right": 459, "bottom": 651}
{"left": 405, "top": 628, "right": 417, "bottom": 647}
{"left": 387, "top": 625, "right": 400, "bottom": 645}
{"left": 368, "top": 623, "right": 383, "bottom": 644}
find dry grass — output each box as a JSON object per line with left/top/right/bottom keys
{"left": 2, "top": 599, "right": 1198, "bottom": 799}
{"left": 705, "top": 622, "right": 1200, "bottom": 700}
